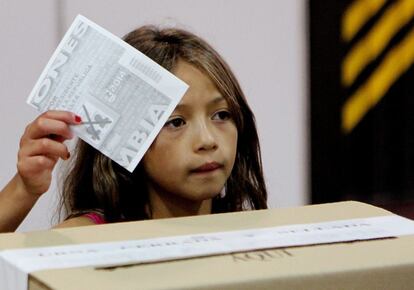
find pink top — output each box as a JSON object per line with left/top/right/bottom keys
{"left": 83, "top": 212, "right": 106, "bottom": 225}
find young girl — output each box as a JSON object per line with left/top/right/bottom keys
{"left": 16, "top": 26, "right": 268, "bottom": 228}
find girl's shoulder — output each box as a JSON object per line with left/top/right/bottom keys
{"left": 54, "top": 210, "right": 106, "bottom": 229}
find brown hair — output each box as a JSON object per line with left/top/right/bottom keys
{"left": 62, "top": 26, "right": 267, "bottom": 222}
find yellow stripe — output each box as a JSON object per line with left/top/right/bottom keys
{"left": 342, "top": 0, "right": 414, "bottom": 87}
{"left": 342, "top": 26, "right": 414, "bottom": 133}
{"left": 342, "top": 0, "right": 386, "bottom": 42}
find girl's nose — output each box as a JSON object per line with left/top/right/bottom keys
{"left": 194, "top": 121, "right": 218, "bottom": 152}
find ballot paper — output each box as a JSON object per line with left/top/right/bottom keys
{"left": 26, "top": 15, "right": 188, "bottom": 172}
{"left": 1, "top": 215, "right": 414, "bottom": 290}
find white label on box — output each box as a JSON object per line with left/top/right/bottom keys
{"left": 26, "top": 14, "right": 188, "bottom": 172}
{"left": 1, "top": 215, "right": 414, "bottom": 290}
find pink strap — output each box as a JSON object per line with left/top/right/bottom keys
{"left": 83, "top": 212, "right": 106, "bottom": 225}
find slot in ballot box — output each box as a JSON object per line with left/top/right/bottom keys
{"left": 1, "top": 201, "right": 414, "bottom": 290}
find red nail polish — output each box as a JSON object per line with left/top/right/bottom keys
{"left": 67, "top": 152, "right": 71, "bottom": 159}
{"left": 75, "top": 115, "right": 82, "bottom": 123}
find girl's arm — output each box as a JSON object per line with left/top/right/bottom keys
{"left": 0, "top": 174, "right": 40, "bottom": 232}
{"left": 0, "top": 110, "right": 81, "bottom": 233}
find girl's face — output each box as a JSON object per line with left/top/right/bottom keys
{"left": 142, "top": 60, "right": 238, "bottom": 216}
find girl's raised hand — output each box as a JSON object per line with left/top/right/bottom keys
{"left": 16, "top": 110, "right": 82, "bottom": 197}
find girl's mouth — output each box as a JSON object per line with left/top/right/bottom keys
{"left": 191, "top": 162, "right": 223, "bottom": 173}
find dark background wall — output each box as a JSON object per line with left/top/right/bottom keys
{"left": 309, "top": 0, "right": 414, "bottom": 218}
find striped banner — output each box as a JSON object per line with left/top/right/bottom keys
{"left": 341, "top": 0, "right": 414, "bottom": 132}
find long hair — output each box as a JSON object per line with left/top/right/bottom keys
{"left": 62, "top": 26, "right": 267, "bottom": 222}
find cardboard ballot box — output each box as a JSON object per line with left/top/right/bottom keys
{"left": 1, "top": 201, "right": 414, "bottom": 290}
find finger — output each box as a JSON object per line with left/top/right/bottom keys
{"left": 25, "top": 111, "right": 81, "bottom": 140}
{"left": 42, "top": 110, "right": 82, "bottom": 125}
{"left": 18, "top": 138, "right": 70, "bottom": 161}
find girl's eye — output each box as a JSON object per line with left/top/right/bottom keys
{"left": 164, "top": 118, "right": 186, "bottom": 128}
{"left": 212, "top": 110, "right": 231, "bottom": 121}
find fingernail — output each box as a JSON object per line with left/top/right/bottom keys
{"left": 75, "top": 115, "right": 82, "bottom": 123}
{"left": 67, "top": 152, "right": 71, "bottom": 159}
